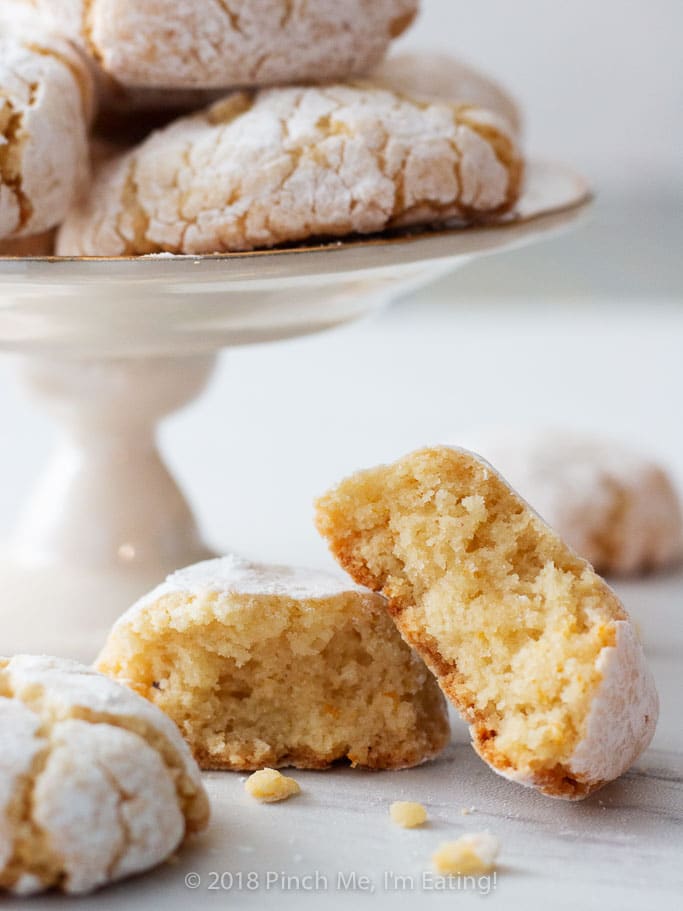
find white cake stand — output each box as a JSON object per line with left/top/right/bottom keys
{"left": 0, "top": 162, "right": 590, "bottom": 661}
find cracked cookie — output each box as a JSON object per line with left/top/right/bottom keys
{"left": 0, "top": 10, "right": 93, "bottom": 242}
{"left": 30, "top": 0, "right": 418, "bottom": 89}
{"left": 0, "top": 655, "right": 209, "bottom": 895}
{"left": 372, "top": 52, "right": 522, "bottom": 136}
{"left": 315, "top": 446, "right": 659, "bottom": 799}
{"left": 457, "top": 429, "right": 683, "bottom": 576}
{"left": 95, "top": 555, "right": 450, "bottom": 771}
{"left": 57, "top": 83, "right": 523, "bottom": 255}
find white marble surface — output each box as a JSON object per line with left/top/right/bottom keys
{"left": 10, "top": 569, "right": 683, "bottom": 911}
{"left": 1, "top": 204, "right": 682, "bottom": 908}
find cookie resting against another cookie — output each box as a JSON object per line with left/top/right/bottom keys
{"left": 457, "top": 429, "right": 683, "bottom": 576}
{"left": 30, "top": 0, "right": 419, "bottom": 89}
{"left": 0, "top": 655, "right": 209, "bottom": 895}
{"left": 56, "top": 83, "right": 523, "bottom": 256}
{"left": 96, "top": 556, "right": 450, "bottom": 771}
{"left": 315, "top": 446, "right": 659, "bottom": 799}
{"left": 97, "top": 44, "right": 522, "bottom": 136}
{"left": 372, "top": 52, "right": 522, "bottom": 136}
{"left": 0, "top": 11, "right": 93, "bottom": 242}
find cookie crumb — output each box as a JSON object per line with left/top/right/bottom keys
{"left": 390, "top": 801, "right": 428, "bottom": 828}
{"left": 460, "top": 806, "right": 476, "bottom": 816}
{"left": 245, "top": 769, "right": 300, "bottom": 803}
{"left": 432, "top": 833, "right": 499, "bottom": 875}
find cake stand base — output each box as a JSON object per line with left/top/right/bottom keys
{"left": 1, "top": 354, "right": 217, "bottom": 661}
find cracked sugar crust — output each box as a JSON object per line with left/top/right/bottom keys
{"left": 0, "top": 9, "right": 93, "bottom": 240}
{"left": 32, "top": 0, "right": 418, "bottom": 89}
{"left": 0, "top": 655, "right": 209, "bottom": 895}
{"left": 372, "top": 52, "right": 522, "bottom": 136}
{"left": 57, "top": 83, "right": 523, "bottom": 256}
{"left": 459, "top": 429, "right": 683, "bottom": 576}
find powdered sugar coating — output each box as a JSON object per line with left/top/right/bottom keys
{"left": 57, "top": 83, "right": 522, "bottom": 256}
{"left": 568, "top": 621, "right": 658, "bottom": 782}
{"left": 132, "top": 554, "right": 369, "bottom": 611}
{"left": 32, "top": 720, "right": 185, "bottom": 894}
{"left": 0, "top": 655, "right": 209, "bottom": 894}
{"left": 0, "top": 700, "right": 44, "bottom": 874}
{"left": 496, "top": 621, "right": 658, "bottom": 797}
{"left": 459, "top": 429, "right": 683, "bottom": 575}
{"left": 5, "top": 655, "right": 198, "bottom": 778}
{"left": 0, "top": 9, "right": 92, "bottom": 240}
{"left": 372, "top": 51, "right": 522, "bottom": 136}
{"left": 33, "top": 0, "right": 418, "bottom": 89}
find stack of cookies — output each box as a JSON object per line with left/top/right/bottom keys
{"left": 0, "top": 1, "right": 524, "bottom": 256}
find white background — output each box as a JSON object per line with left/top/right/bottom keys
{"left": 403, "top": 0, "right": 683, "bottom": 191}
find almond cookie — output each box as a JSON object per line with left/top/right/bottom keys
{"left": 0, "top": 11, "right": 93, "bottom": 241}
{"left": 0, "top": 655, "right": 209, "bottom": 895}
{"left": 315, "top": 446, "right": 659, "bottom": 799}
{"left": 96, "top": 556, "right": 450, "bottom": 771}
{"left": 31, "top": 0, "right": 418, "bottom": 89}
{"left": 458, "top": 429, "right": 683, "bottom": 576}
{"left": 372, "top": 52, "right": 522, "bottom": 136}
{"left": 57, "top": 83, "right": 523, "bottom": 256}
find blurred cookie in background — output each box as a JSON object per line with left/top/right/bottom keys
{"left": 456, "top": 428, "right": 683, "bottom": 576}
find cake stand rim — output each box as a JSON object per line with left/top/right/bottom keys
{"left": 0, "top": 160, "right": 591, "bottom": 279}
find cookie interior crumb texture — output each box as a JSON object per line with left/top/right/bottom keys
{"left": 315, "top": 446, "right": 659, "bottom": 798}
{"left": 432, "top": 833, "right": 499, "bottom": 875}
{"left": 390, "top": 801, "right": 428, "bottom": 828}
{"left": 245, "top": 769, "right": 301, "bottom": 803}
{"left": 96, "top": 556, "right": 450, "bottom": 771}
{"left": 0, "top": 655, "right": 209, "bottom": 895}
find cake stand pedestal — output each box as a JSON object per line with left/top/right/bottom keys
{"left": 0, "top": 162, "right": 590, "bottom": 661}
